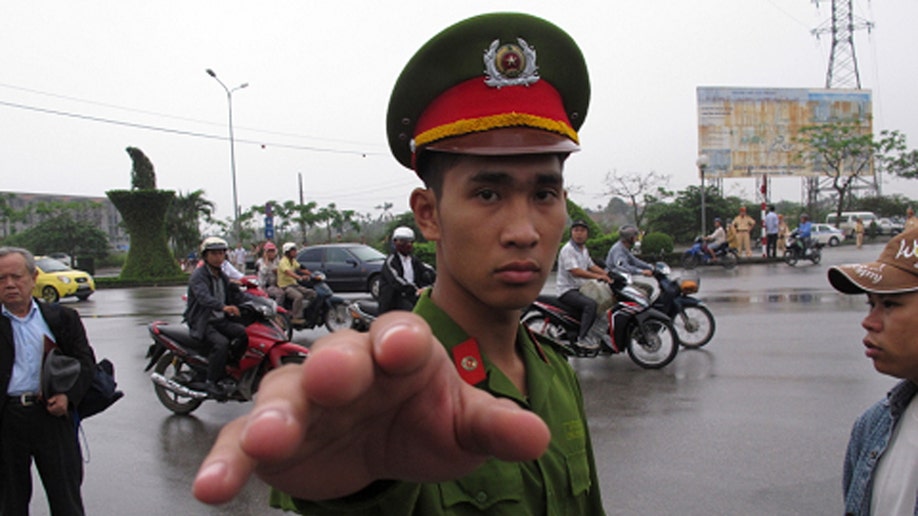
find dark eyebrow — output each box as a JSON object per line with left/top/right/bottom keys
{"left": 468, "top": 170, "right": 564, "bottom": 188}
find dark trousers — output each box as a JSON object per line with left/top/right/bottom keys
{"left": 559, "top": 290, "right": 597, "bottom": 340}
{"left": 204, "top": 318, "right": 248, "bottom": 384}
{"left": 1, "top": 402, "right": 84, "bottom": 516}
{"left": 766, "top": 233, "right": 778, "bottom": 257}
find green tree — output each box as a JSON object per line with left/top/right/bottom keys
{"left": 603, "top": 169, "right": 671, "bottom": 229}
{"left": 3, "top": 215, "right": 109, "bottom": 259}
{"left": 794, "top": 120, "right": 905, "bottom": 224}
{"left": 166, "top": 189, "right": 215, "bottom": 258}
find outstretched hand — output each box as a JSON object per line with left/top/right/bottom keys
{"left": 192, "top": 312, "right": 551, "bottom": 505}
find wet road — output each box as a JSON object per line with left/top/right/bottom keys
{"left": 30, "top": 243, "right": 892, "bottom": 515}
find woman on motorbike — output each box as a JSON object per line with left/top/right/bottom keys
{"left": 255, "top": 242, "right": 285, "bottom": 308}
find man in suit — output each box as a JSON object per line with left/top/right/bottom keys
{"left": 0, "top": 246, "right": 96, "bottom": 515}
{"left": 377, "top": 226, "right": 435, "bottom": 314}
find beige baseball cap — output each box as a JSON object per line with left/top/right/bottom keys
{"left": 828, "top": 227, "right": 918, "bottom": 294}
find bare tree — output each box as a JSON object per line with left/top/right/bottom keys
{"left": 603, "top": 170, "right": 670, "bottom": 228}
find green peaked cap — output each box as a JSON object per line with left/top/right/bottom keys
{"left": 386, "top": 12, "right": 590, "bottom": 169}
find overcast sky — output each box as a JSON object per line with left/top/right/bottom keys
{"left": 2, "top": 1, "right": 917, "bottom": 224}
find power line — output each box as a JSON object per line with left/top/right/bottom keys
{"left": 0, "top": 81, "right": 381, "bottom": 149}
{"left": 0, "top": 96, "right": 384, "bottom": 157}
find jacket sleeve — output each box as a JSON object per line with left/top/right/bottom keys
{"left": 44, "top": 303, "right": 96, "bottom": 407}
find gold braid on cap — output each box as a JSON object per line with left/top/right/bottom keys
{"left": 413, "top": 112, "right": 579, "bottom": 149}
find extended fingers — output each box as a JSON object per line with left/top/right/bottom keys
{"left": 460, "top": 395, "right": 551, "bottom": 462}
{"left": 193, "top": 418, "right": 258, "bottom": 505}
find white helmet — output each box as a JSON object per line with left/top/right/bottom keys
{"left": 282, "top": 242, "right": 297, "bottom": 254}
{"left": 200, "top": 236, "right": 228, "bottom": 254}
{"left": 392, "top": 226, "right": 415, "bottom": 241}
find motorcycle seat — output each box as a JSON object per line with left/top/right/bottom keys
{"left": 534, "top": 295, "right": 578, "bottom": 314}
{"left": 157, "top": 324, "right": 209, "bottom": 352}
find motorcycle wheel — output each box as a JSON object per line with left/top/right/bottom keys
{"left": 153, "top": 352, "right": 204, "bottom": 415}
{"left": 721, "top": 251, "right": 738, "bottom": 270}
{"left": 324, "top": 302, "right": 351, "bottom": 333}
{"left": 783, "top": 249, "right": 798, "bottom": 266}
{"left": 681, "top": 252, "right": 699, "bottom": 270}
{"left": 673, "top": 305, "right": 715, "bottom": 348}
{"left": 810, "top": 249, "right": 822, "bottom": 265}
{"left": 521, "top": 311, "right": 571, "bottom": 345}
{"left": 626, "top": 316, "right": 678, "bottom": 369}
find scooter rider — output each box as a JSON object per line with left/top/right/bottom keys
{"left": 797, "top": 213, "right": 813, "bottom": 253}
{"left": 556, "top": 220, "right": 612, "bottom": 350}
{"left": 378, "top": 226, "right": 436, "bottom": 314}
{"left": 277, "top": 242, "right": 317, "bottom": 326}
{"left": 184, "top": 237, "right": 249, "bottom": 398}
{"left": 606, "top": 225, "right": 655, "bottom": 298}
{"left": 703, "top": 218, "right": 727, "bottom": 261}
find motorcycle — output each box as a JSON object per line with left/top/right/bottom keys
{"left": 650, "top": 262, "right": 715, "bottom": 348}
{"left": 783, "top": 230, "right": 823, "bottom": 266}
{"left": 348, "top": 298, "right": 379, "bottom": 332}
{"left": 287, "top": 271, "right": 351, "bottom": 336}
{"left": 681, "top": 237, "right": 738, "bottom": 269}
{"left": 240, "top": 273, "right": 350, "bottom": 339}
{"left": 145, "top": 296, "right": 309, "bottom": 415}
{"left": 522, "top": 270, "right": 679, "bottom": 369}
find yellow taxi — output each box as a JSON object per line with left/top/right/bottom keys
{"left": 33, "top": 256, "right": 95, "bottom": 303}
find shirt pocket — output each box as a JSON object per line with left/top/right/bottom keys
{"left": 437, "top": 459, "right": 523, "bottom": 512}
{"left": 564, "top": 447, "right": 592, "bottom": 497}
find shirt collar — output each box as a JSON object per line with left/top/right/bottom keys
{"left": 1, "top": 298, "right": 39, "bottom": 322}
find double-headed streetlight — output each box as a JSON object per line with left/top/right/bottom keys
{"left": 696, "top": 154, "right": 710, "bottom": 237}
{"left": 206, "top": 68, "right": 248, "bottom": 243}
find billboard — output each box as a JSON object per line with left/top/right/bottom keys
{"left": 697, "top": 87, "right": 872, "bottom": 178}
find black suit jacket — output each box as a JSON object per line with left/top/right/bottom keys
{"left": 0, "top": 300, "right": 96, "bottom": 414}
{"left": 378, "top": 253, "right": 436, "bottom": 313}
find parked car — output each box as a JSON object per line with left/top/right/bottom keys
{"left": 826, "top": 211, "right": 877, "bottom": 238}
{"left": 296, "top": 244, "right": 385, "bottom": 298}
{"left": 877, "top": 217, "right": 904, "bottom": 236}
{"left": 810, "top": 223, "right": 844, "bottom": 247}
{"left": 34, "top": 256, "right": 95, "bottom": 303}
{"left": 47, "top": 252, "right": 73, "bottom": 267}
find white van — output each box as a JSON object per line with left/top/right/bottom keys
{"left": 826, "top": 211, "right": 877, "bottom": 238}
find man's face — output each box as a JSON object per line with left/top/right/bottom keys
{"left": 570, "top": 226, "right": 589, "bottom": 245}
{"left": 394, "top": 238, "right": 414, "bottom": 256}
{"left": 0, "top": 253, "right": 37, "bottom": 314}
{"left": 414, "top": 154, "right": 566, "bottom": 312}
{"left": 862, "top": 291, "right": 918, "bottom": 383}
{"left": 204, "top": 249, "right": 226, "bottom": 268}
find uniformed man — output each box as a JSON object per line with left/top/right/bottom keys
{"left": 733, "top": 206, "right": 756, "bottom": 257}
{"left": 193, "top": 13, "right": 605, "bottom": 515}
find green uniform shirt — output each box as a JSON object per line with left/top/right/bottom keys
{"left": 271, "top": 291, "right": 605, "bottom": 515}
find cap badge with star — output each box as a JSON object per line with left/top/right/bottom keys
{"left": 386, "top": 12, "right": 590, "bottom": 171}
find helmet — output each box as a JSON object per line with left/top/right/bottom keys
{"left": 282, "top": 242, "right": 297, "bottom": 254}
{"left": 392, "top": 226, "right": 415, "bottom": 241}
{"left": 263, "top": 242, "right": 277, "bottom": 251}
{"left": 200, "top": 236, "right": 228, "bottom": 254}
{"left": 800, "top": 213, "right": 810, "bottom": 220}
{"left": 714, "top": 217, "right": 722, "bottom": 224}
{"left": 619, "top": 225, "right": 639, "bottom": 241}
{"left": 570, "top": 219, "right": 589, "bottom": 230}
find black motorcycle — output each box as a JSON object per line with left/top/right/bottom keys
{"left": 651, "top": 263, "right": 715, "bottom": 348}
{"left": 275, "top": 272, "right": 350, "bottom": 338}
{"left": 522, "top": 270, "right": 678, "bottom": 369}
{"left": 784, "top": 230, "right": 823, "bottom": 266}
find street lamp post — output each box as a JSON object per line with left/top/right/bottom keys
{"left": 696, "top": 154, "right": 710, "bottom": 238}
{"left": 206, "top": 68, "right": 248, "bottom": 243}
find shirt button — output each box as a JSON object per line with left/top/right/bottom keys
{"left": 475, "top": 491, "right": 488, "bottom": 503}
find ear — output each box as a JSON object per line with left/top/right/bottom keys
{"left": 411, "top": 188, "right": 440, "bottom": 242}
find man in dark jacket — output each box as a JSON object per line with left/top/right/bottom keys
{"left": 378, "top": 226, "right": 435, "bottom": 314}
{"left": 0, "top": 246, "right": 96, "bottom": 515}
{"left": 183, "top": 237, "right": 248, "bottom": 398}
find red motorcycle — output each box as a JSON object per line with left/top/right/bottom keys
{"left": 145, "top": 296, "right": 308, "bottom": 415}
